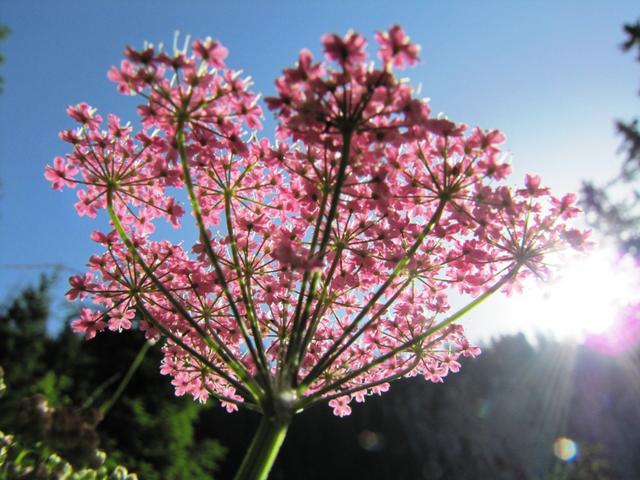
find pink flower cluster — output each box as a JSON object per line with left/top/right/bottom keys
{"left": 46, "top": 27, "right": 588, "bottom": 416}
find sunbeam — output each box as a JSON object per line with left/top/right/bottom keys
{"left": 505, "top": 246, "right": 637, "bottom": 341}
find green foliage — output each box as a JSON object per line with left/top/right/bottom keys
{"left": 101, "top": 397, "right": 226, "bottom": 480}
{"left": 0, "top": 429, "right": 138, "bottom": 480}
{"left": 0, "top": 275, "right": 53, "bottom": 393}
{"left": 0, "top": 368, "right": 6, "bottom": 398}
{"left": 0, "top": 277, "right": 225, "bottom": 479}
{"left": 0, "top": 368, "right": 137, "bottom": 480}
{"left": 2, "top": 276, "right": 636, "bottom": 479}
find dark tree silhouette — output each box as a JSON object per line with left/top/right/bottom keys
{"left": 582, "top": 20, "right": 640, "bottom": 257}
{"left": 0, "top": 277, "right": 226, "bottom": 480}
{"left": 2, "top": 278, "right": 636, "bottom": 479}
{"left": 0, "top": 24, "right": 9, "bottom": 94}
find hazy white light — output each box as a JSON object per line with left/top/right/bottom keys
{"left": 512, "top": 247, "right": 637, "bottom": 340}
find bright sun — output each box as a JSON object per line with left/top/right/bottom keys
{"left": 513, "top": 246, "right": 637, "bottom": 340}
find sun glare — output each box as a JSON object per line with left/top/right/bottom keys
{"left": 513, "top": 246, "right": 637, "bottom": 341}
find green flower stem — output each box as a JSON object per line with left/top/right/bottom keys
{"left": 301, "top": 199, "right": 447, "bottom": 388}
{"left": 223, "top": 190, "right": 272, "bottom": 390}
{"left": 296, "top": 245, "right": 345, "bottom": 365}
{"left": 233, "top": 416, "right": 289, "bottom": 480}
{"left": 298, "top": 267, "right": 520, "bottom": 407}
{"left": 285, "top": 130, "right": 353, "bottom": 380}
{"left": 99, "top": 340, "right": 151, "bottom": 418}
{"left": 106, "top": 191, "right": 262, "bottom": 400}
{"left": 135, "top": 300, "right": 257, "bottom": 409}
{"left": 174, "top": 127, "right": 260, "bottom": 364}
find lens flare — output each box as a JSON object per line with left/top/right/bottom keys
{"left": 586, "top": 303, "right": 640, "bottom": 355}
{"left": 553, "top": 436, "right": 579, "bottom": 462}
{"left": 358, "top": 430, "right": 385, "bottom": 452}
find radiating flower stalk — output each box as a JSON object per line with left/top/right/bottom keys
{"left": 46, "top": 26, "right": 588, "bottom": 479}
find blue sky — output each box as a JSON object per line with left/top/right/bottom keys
{"left": 1, "top": 1, "right": 638, "bottom": 337}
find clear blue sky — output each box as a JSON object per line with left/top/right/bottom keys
{"left": 1, "top": 1, "right": 638, "bottom": 335}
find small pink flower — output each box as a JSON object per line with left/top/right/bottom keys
{"left": 74, "top": 190, "right": 98, "bottom": 218}
{"left": 272, "top": 237, "right": 322, "bottom": 272}
{"left": 551, "top": 193, "right": 581, "bottom": 219}
{"left": 424, "top": 118, "right": 466, "bottom": 137}
{"left": 67, "top": 103, "right": 101, "bottom": 130}
{"left": 562, "top": 228, "right": 591, "bottom": 251}
{"left": 71, "top": 308, "right": 106, "bottom": 339}
{"left": 108, "top": 307, "right": 135, "bottom": 332}
{"left": 165, "top": 198, "right": 185, "bottom": 227}
{"left": 423, "top": 364, "right": 446, "bottom": 383}
{"left": 90, "top": 230, "right": 118, "bottom": 246}
{"left": 371, "top": 382, "right": 390, "bottom": 395}
{"left": 286, "top": 49, "right": 324, "bottom": 83}
{"left": 457, "top": 338, "right": 481, "bottom": 358}
{"left": 375, "top": 25, "right": 420, "bottom": 69}
{"left": 193, "top": 38, "right": 228, "bottom": 68}
{"left": 59, "top": 129, "right": 81, "bottom": 144}
{"left": 329, "top": 396, "right": 352, "bottom": 417}
{"left": 134, "top": 214, "right": 155, "bottom": 236}
{"left": 44, "top": 156, "right": 78, "bottom": 190}
{"left": 519, "top": 174, "right": 550, "bottom": 197}
{"left": 321, "top": 31, "right": 367, "bottom": 67}
{"left": 107, "top": 113, "right": 132, "bottom": 138}
{"left": 171, "top": 372, "right": 191, "bottom": 397}
{"left": 66, "top": 273, "right": 97, "bottom": 300}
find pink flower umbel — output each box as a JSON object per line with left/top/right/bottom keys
{"left": 48, "top": 27, "right": 588, "bottom": 480}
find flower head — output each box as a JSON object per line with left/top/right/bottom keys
{"left": 50, "top": 28, "right": 588, "bottom": 418}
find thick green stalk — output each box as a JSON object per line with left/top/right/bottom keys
{"left": 233, "top": 416, "right": 289, "bottom": 480}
